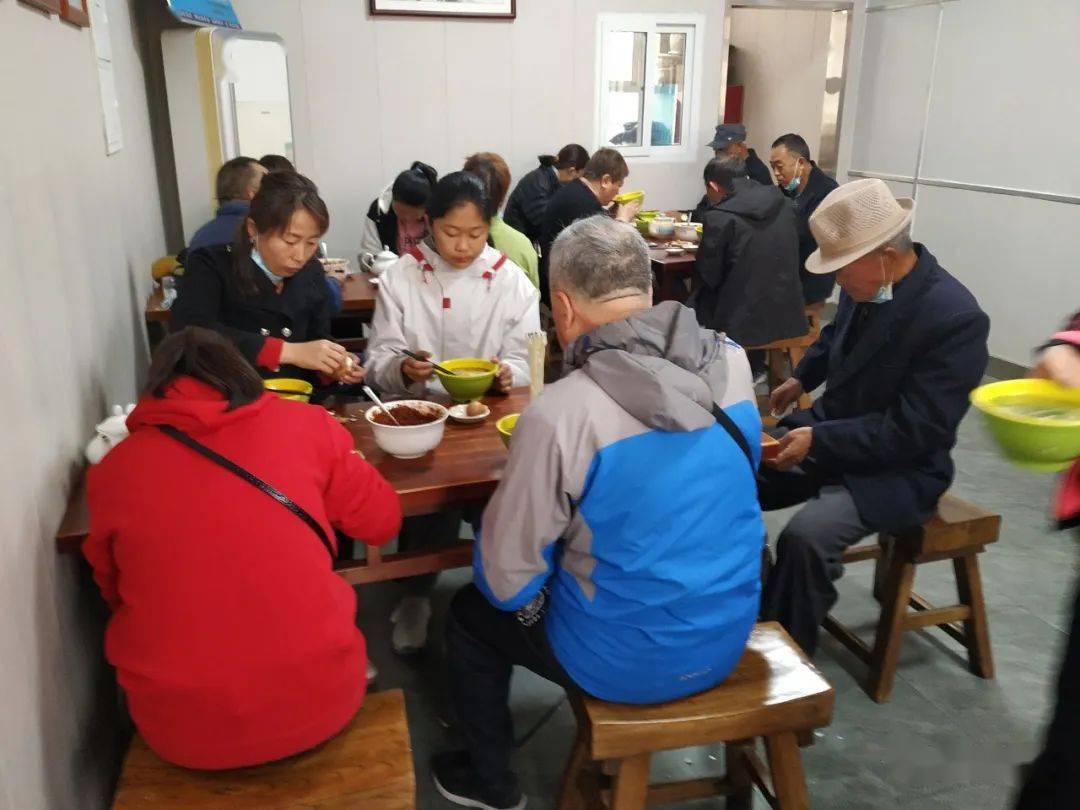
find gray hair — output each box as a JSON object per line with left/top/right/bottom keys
{"left": 882, "top": 225, "right": 913, "bottom": 253}
{"left": 548, "top": 215, "right": 653, "bottom": 300}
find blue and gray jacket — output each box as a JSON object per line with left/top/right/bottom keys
{"left": 475, "top": 301, "right": 765, "bottom": 704}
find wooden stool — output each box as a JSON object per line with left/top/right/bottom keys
{"left": 748, "top": 304, "right": 824, "bottom": 418}
{"left": 558, "top": 623, "right": 834, "bottom": 810}
{"left": 112, "top": 689, "right": 415, "bottom": 809}
{"left": 823, "top": 494, "right": 1000, "bottom": 703}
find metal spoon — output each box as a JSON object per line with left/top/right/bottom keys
{"left": 362, "top": 385, "right": 400, "bottom": 426}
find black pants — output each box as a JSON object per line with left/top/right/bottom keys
{"left": 758, "top": 463, "right": 874, "bottom": 655}
{"left": 1015, "top": 569, "right": 1080, "bottom": 808}
{"left": 446, "top": 584, "right": 576, "bottom": 791}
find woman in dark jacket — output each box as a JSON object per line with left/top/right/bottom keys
{"left": 1015, "top": 311, "right": 1080, "bottom": 809}
{"left": 503, "top": 144, "right": 589, "bottom": 245}
{"left": 84, "top": 327, "right": 401, "bottom": 769}
{"left": 172, "top": 171, "right": 363, "bottom": 388}
{"left": 359, "top": 161, "right": 438, "bottom": 264}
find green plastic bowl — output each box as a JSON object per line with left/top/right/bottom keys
{"left": 970, "top": 379, "right": 1080, "bottom": 471}
{"left": 496, "top": 413, "right": 520, "bottom": 448}
{"left": 435, "top": 358, "right": 497, "bottom": 403}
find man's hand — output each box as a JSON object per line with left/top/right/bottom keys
{"left": 491, "top": 357, "right": 513, "bottom": 392}
{"left": 769, "top": 377, "right": 805, "bottom": 417}
{"left": 1034, "top": 344, "right": 1080, "bottom": 389}
{"left": 614, "top": 198, "right": 642, "bottom": 222}
{"left": 402, "top": 350, "right": 435, "bottom": 384}
{"left": 767, "top": 427, "right": 813, "bottom": 471}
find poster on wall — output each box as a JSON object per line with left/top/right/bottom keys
{"left": 369, "top": 0, "right": 515, "bottom": 19}
{"left": 166, "top": 0, "right": 241, "bottom": 29}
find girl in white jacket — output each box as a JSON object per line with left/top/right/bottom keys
{"left": 366, "top": 171, "right": 541, "bottom": 399}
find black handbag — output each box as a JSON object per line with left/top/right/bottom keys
{"left": 157, "top": 425, "right": 336, "bottom": 561}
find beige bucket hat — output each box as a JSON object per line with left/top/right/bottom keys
{"left": 805, "top": 178, "right": 915, "bottom": 275}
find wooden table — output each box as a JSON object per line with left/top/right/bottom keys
{"left": 145, "top": 272, "right": 379, "bottom": 324}
{"left": 649, "top": 247, "right": 697, "bottom": 304}
{"left": 56, "top": 387, "right": 777, "bottom": 585}
{"left": 57, "top": 389, "right": 532, "bottom": 585}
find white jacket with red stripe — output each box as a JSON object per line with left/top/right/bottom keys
{"left": 365, "top": 241, "right": 541, "bottom": 397}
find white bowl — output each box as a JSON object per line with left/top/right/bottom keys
{"left": 364, "top": 400, "right": 449, "bottom": 459}
{"left": 648, "top": 217, "right": 676, "bottom": 238}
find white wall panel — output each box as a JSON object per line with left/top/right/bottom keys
{"left": 912, "top": 184, "right": 1080, "bottom": 365}
{"left": 849, "top": 3, "right": 938, "bottom": 177}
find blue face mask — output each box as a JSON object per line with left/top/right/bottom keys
{"left": 251, "top": 244, "right": 285, "bottom": 285}
{"left": 783, "top": 159, "right": 803, "bottom": 194}
{"left": 868, "top": 256, "right": 893, "bottom": 304}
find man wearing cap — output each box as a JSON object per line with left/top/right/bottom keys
{"left": 693, "top": 124, "right": 774, "bottom": 223}
{"left": 758, "top": 178, "right": 990, "bottom": 656}
{"left": 710, "top": 123, "right": 773, "bottom": 186}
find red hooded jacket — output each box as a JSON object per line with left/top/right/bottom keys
{"left": 83, "top": 377, "right": 401, "bottom": 769}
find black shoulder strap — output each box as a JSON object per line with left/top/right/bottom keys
{"left": 710, "top": 403, "right": 755, "bottom": 471}
{"left": 157, "top": 425, "right": 336, "bottom": 561}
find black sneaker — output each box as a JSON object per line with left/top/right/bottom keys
{"left": 431, "top": 750, "right": 526, "bottom": 810}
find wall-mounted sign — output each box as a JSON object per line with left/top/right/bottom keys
{"left": 369, "top": 0, "right": 515, "bottom": 19}
{"left": 166, "top": 0, "right": 241, "bottom": 30}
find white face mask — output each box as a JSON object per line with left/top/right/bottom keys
{"left": 868, "top": 255, "right": 893, "bottom": 304}
{"left": 783, "top": 158, "right": 803, "bottom": 193}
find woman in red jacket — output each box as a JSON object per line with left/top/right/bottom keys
{"left": 1015, "top": 311, "right": 1080, "bottom": 808}
{"left": 83, "top": 327, "right": 401, "bottom": 770}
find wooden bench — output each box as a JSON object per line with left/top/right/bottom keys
{"left": 748, "top": 304, "right": 824, "bottom": 418}
{"left": 558, "top": 623, "right": 834, "bottom": 810}
{"left": 823, "top": 493, "right": 1000, "bottom": 702}
{"left": 112, "top": 689, "right": 414, "bottom": 809}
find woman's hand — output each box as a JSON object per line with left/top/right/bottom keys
{"left": 335, "top": 353, "right": 366, "bottom": 384}
{"left": 402, "top": 350, "right": 435, "bottom": 384}
{"left": 769, "top": 378, "right": 805, "bottom": 417}
{"left": 491, "top": 357, "right": 513, "bottom": 392}
{"left": 1034, "top": 344, "right": 1080, "bottom": 389}
{"left": 280, "top": 340, "right": 349, "bottom": 375}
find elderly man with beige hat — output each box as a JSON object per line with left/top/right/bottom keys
{"left": 758, "top": 178, "right": 990, "bottom": 656}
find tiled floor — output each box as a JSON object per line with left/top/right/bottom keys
{"left": 356, "top": 406, "right": 1077, "bottom": 809}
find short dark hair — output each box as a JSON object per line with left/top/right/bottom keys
{"left": 216, "top": 157, "right": 262, "bottom": 202}
{"left": 771, "top": 133, "right": 811, "bottom": 161}
{"left": 230, "top": 171, "right": 329, "bottom": 297}
{"left": 426, "top": 171, "right": 491, "bottom": 223}
{"left": 145, "top": 327, "right": 264, "bottom": 411}
{"left": 392, "top": 161, "right": 439, "bottom": 207}
{"left": 582, "top": 148, "right": 630, "bottom": 183}
{"left": 704, "top": 157, "right": 740, "bottom": 192}
{"left": 259, "top": 154, "right": 295, "bottom": 173}
{"left": 463, "top": 152, "right": 511, "bottom": 216}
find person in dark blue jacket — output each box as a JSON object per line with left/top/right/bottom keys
{"left": 188, "top": 157, "right": 268, "bottom": 251}
{"left": 760, "top": 179, "right": 990, "bottom": 656}
{"left": 430, "top": 216, "right": 764, "bottom": 810}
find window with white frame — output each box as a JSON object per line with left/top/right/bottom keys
{"left": 596, "top": 13, "right": 705, "bottom": 159}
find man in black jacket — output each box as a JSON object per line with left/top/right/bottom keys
{"left": 689, "top": 157, "right": 806, "bottom": 348}
{"left": 759, "top": 179, "right": 990, "bottom": 656}
{"left": 770, "top": 133, "right": 840, "bottom": 304}
{"left": 538, "top": 148, "right": 639, "bottom": 305}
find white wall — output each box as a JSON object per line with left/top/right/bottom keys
{"left": 0, "top": 0, "right": 166, "bottom": 807}
{"left": 845, "top": 0, "right": 1080, "bottom": 365}
{"left": 728, "top": 7, "right": 834, "bottom": 166}
{"left": 228, "top": 0, "right": 729, "bottom": 259}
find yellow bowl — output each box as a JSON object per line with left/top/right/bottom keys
{"left": 435, "top": 358, "right": 498, "bottom": 403}
{"left": 970, "top": 378, "right": 1080, "bottom": 471}
{"left": 264, "top": 377, "right": 314, "bottom": 403}
{"left": 614, "top": 190, "right": 645, "bottom": 205}
{"left": 496, "top": 413, "right": 520, "bottom": 448}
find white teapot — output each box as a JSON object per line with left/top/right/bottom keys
{"left": 361, "top": 245, "right": 399, "bottom": 276}
{"left": 85, "top": 403, "right": 135, "bottom": 465}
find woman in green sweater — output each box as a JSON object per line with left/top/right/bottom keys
{"left": 463, "top": 152, "right": 540, "bottom": 289}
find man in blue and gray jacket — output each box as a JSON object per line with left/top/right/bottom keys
{"left": 431, "top": 215, "right": 766, "bottom": 810}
